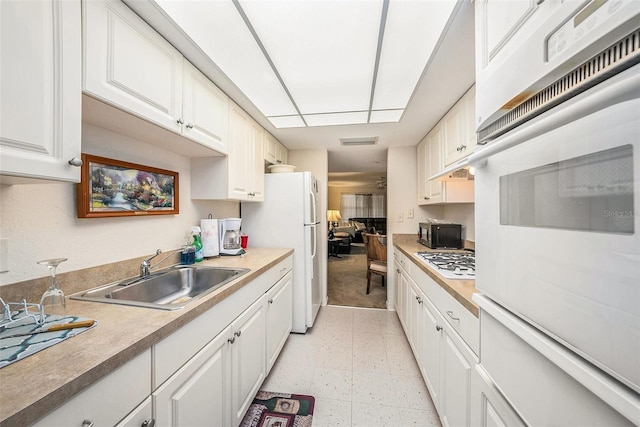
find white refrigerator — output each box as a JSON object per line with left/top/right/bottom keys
{"left": 241, "top": 172, "right": 321, "bottom": 333}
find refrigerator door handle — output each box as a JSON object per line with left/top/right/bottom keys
{"left": 309, "top": 224, "right": 317, "bottom": 261}
{"left": 309, "top": 189, "right": 317, "bottom": 224}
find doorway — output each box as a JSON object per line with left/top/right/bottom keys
{"left": 326, "top": 172, "right": 387, "bottom": 309}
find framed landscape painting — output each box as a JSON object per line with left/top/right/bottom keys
{"left": 77, "top": 154, "right": 179, "bottom": 218}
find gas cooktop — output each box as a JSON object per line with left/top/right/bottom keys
{"left": 414, "top": 251, "right": 475, "bottom": 280}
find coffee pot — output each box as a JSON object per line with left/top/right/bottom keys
{"left": 219, "top": 218, "right": 244, "bottom": 255}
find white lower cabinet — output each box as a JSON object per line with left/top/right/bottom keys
{"left": 266, "top": 271, "right": 293, "bottom": 373}
{"left": 152, "top": 256, "right": 293, "bottom": 427}
{"left": 395, "top": 251, "right": 479, "bottom": 427}
{"left": 231, "top": 298, "right": 267, "bottom": 426}
{"left": 33, "top": 349, "right": 152, "bottom": 426}
{"left": 153, "top": 328, "right": 230, "bottom": 426}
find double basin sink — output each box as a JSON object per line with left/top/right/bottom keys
{"left": 71, "top": 265, "right": 250, "bottom": 310}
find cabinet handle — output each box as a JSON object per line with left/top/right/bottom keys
{"left": 446, "top": 310, "right": 460, "bottom": 321}
{"left": 228, "top": 336, "right": 236, "bottom": 344}
{"left": 268, "top": 299, "right": 274, "bottom": 304}
{"left": 177, "top": 118, "right": 184, "bottom": 124}
{"left": 424, "top": 197, "right": 430, "bottom": 200}
{"left": 234, "top": 330, "right": 242, "bottom": 338}
{"left": 141, "top": 420, "right": 155, "bottom": 427}
{"left": 436, "top": 325, "right": 442, "bottom": 332}
{"left": 396, "top": 269, "right": 400, "bottom": 273}
{"left": 415, "top": 295, "right": 420, "bottom": 301}
{"left": 276, "top": 160, "right": 282, "bottom": 164}
{"left": 186, "top": 123, "right": 194, "bottom": 129}
{"left": 536, "top": 0, "right": 545, "bottom": 4}
{"left": 418, "top": 298, "right": 423, "bottom": 304}
{"left": 68, "top": 157, "right": 83, "bottom": 167}
{"left": 82, "top": 421, "right": 94, "bottom": 427}
{"left": 456, "top": 145, "right": 467, "bottom": 152}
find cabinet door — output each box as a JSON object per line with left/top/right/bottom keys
{"left": 416, "top": 137, "right": 429, "bottom": 205}
{"left": 228, "top": 102, "right": 252, "bottom": 200}
{"left": 264, "top": 131, "right": 278, "bottom": 164}
{"left": 248, "top": 119, "right": 265, "bottom": 201}
{"left": 440, "top": 326, "right": 475, "bottom": 427}
{"left": 116, "top": 397, "right": 153, "bottom": 427}
{"left": 231, "top": 299, "right": 267, "bottom": 425}
{"left": 277, "top": 142, "right": 288, "bottom": 165}
{"left": 408, "top": 281, "right": 422, "bottom": 359}
{"left": 84, "top": 0, "right": 183, "bottom": 133}
{"left": 153, "top": 327, "right": 231, "bottom": 427}
{"left": 182, "top": 59, "right": 229, "bottom": 154}
{"left": 266, "top": 271, "right": 293, "bottom": 373}
{"left": 426, "top": 126, "right": 444, "bottom": 203}
{"left": 0, "top": 0, "right": 81, "bottom": 183}
{"left": 443, "top": 103, "right": 464, "bottom": 166}
{"left": 420, "top": 296, "right": 442, "bottom": 408}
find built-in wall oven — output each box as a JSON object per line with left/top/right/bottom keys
{"left": 469, "top": 11, "right": 640, "bottom": 425}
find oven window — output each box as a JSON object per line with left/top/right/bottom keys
{"left": 500, "top": 145, "right": 634, "bottom": 234}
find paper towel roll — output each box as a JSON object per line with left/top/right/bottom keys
{"left": 200, "top": 219, "right": 219, "bottom": 257}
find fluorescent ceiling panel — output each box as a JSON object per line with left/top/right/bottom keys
{"left": 154, "top": 0, "right": 297, "bottom": 117}
{"left": 267, "top": 115, "right": 306, "bottom": 128}
{"left": 373, "top": 0, "right": 457, "bottom": 110}
{"left": 304, "top": 112, "right": 369, "bottom": 127}
{"left": 370, "top": 109, "right": 404, "bottom": 123}
{"left": 239, "top": 0, "right": 382, "bottom": 114}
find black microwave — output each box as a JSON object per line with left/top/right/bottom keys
{"left": 418, "top": 222, "right": 462, "bottom": 249}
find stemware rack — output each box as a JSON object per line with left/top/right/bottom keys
{"left": 0, "top": 298, "right": 46, "bottom": 330}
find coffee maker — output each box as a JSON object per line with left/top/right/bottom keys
{"left": 219, "top": 218, "right": 244, "bottom": 256}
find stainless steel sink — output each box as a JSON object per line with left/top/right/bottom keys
{"left": 71, "top": 265, "right": 250, "bottom": 310}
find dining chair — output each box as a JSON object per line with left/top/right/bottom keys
{"left": 363, "top": 233, "right": 387, "bottom": 294}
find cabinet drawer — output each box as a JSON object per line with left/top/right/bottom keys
{"left": 411, "top": 265, "right": 479, "bottom": 355}
{"left": 33, "top": 349, "right": 151, "bottom": 426}
{"left": 395, "top": 250, "right": 410, "bottom": 272}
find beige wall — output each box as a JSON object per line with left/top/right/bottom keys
{"left": 0, "top": 124, "right": 237, "bottom": 285}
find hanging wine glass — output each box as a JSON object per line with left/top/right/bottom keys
{"left": 37, "top": 258, "right": 67, "bottom": 318}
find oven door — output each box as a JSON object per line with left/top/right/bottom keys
{"left": 471, "top": 64, "right": 640, "bottom": 393}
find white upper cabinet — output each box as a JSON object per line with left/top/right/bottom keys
{"left": 264, "top": 132, "right": 288, "bottom": 166}
{"left": 83, "top": 0, "right": 229, "bottom": 154}
{"left": 83, "top": 0, "right": 183, "bottom": 133}
{"left": 191, "top": 101, "right": 264, "bottom": 201}
{"left": 182, "top": 58, "right": 229, "bottom": 154}
{"left": 443, "top": 86, "right": 477, "bottom": 166}
{"left": 0, "top": 0, "right": 82, "bottom": 183}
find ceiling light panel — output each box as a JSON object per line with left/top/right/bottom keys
{"left": 267, "top": 115, "right": 306, "bottom": 128}
{"left": 153, "top": 0, "right": 297, "bottom": 117}
{"left": 239, "top": 0, "right": 383, "bottom": 115}
{"left": 304, "top": 112, "right": 369, "bottom": 127}
{"left": 373, "top": 0, "right": 457, "bottom": 110}
{"left": 370, "top": 109, "right": 404, "bottom": 123}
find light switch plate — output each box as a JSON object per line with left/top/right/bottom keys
{"left": 407, "top": 209, "right": 414, "bottom": 219}
{"left": 0, "top": 238, "right": 8, "bottom": 273}
{"left": 396, "top": 212, "right": 404, "bottom": 222}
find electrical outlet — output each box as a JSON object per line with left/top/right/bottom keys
{"left": 0, "top": 238, "right": 8, "bottom": 273}
{"left": 407, "top": 208, "right": 414, "bottom": 219}
{"left": 396, "top": 212, "right": 404, "bottom": 222}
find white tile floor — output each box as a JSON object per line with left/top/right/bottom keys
{"left": 261, "top": 305, "right": 442, "bottom": 427}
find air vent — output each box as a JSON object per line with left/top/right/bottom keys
{"left": 340, "top": 137, "right": 378, "bottom": 146}
{"left": 479, "top": 27, "right": 640, "bottom": 144}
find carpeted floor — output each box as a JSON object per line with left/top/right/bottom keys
{"left": 327, "top": 243, "right": 387, "bottom": 309}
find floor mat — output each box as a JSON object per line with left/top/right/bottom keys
{"left": 240, "top": 391, "right": 315, "bottom": 427}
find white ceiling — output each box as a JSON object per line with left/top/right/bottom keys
{"left": 124, "top": 0, "right": 475, "bottom": 173}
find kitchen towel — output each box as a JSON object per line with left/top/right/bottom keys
{"left": 200, "top": 218, "right": 219, "bottom": 257}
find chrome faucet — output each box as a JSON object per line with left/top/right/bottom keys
{"left": 140, "top": 249, "right": 180, "bottom": 278}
